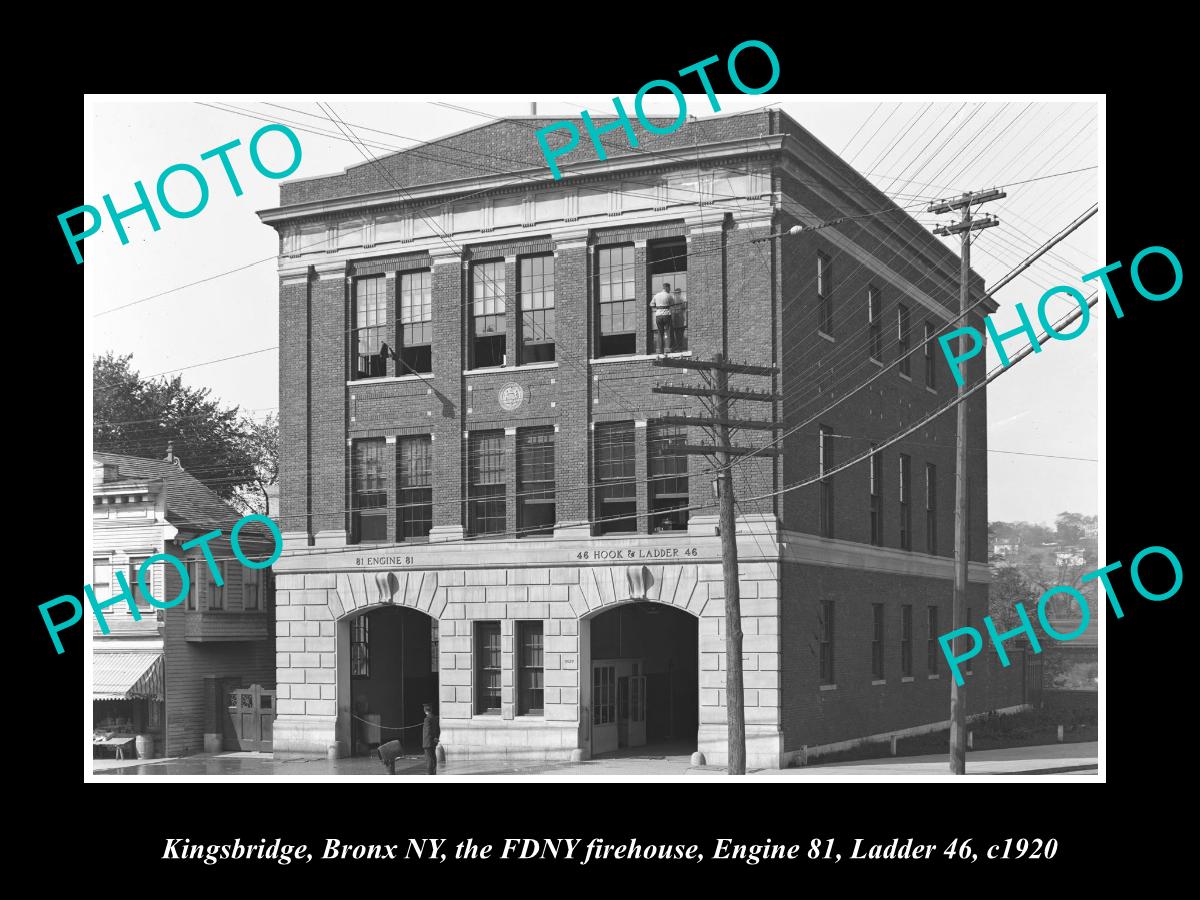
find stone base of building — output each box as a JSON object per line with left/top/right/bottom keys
{"left": 273, "top": 715, "right": 337, "bottom": 755}
{"left": 697, "top": 725, "right": 785, "bottom": 769}
{"left": 440, "top": 720, "right": 579, "bottom": 762}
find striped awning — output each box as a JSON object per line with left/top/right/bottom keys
{"left": 93, "top": 650, "right": 163, "bottom": 700}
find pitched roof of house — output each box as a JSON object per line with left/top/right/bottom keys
{"left": 93, "top": 452, "right": 245, "bottom": 534}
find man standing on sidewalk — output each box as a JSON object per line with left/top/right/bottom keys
{"left": 422, "top": 703, "right": 440, "bottom": 775}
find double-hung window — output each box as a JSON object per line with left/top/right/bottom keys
{"left": 468, "top": 431, "right": 506, "bottom": 537}
{"left": 471, "top": 260, "right": 506, "bottom": 368}
{"left": 898, "top": 303, "right": 911, "bottom": 377}
{"left": 817, "top": 252, "right": 833, "bottom": 337}
{"left": 927, "top": 606, "right": 940, "bottom": 674}
{"left": 519, "top": 255, "right": 555, "bottom": 364}
{"left": 518, "top": 622, "right": 544, "bottom": 716}
{"left": 924, "top": 321, "right": 936, "bottom": 389}
{"left": 399, "top": 270, "right": 432, "bottom": 374}
{"left": 243, "top": 568, "right": 260, "bottom": 611}
{"left": 352, "top": 438, "right": 388, "bottom": 543}
{"left": 475, "top": 622, "right": 502, "bottom": 714}
{"left": 206, "top": 560, "right": 225, "bottom": 610}
{"left": 398, "top": 436, "right": 433, "bottom": 541}
{"left": 595, "top": 421, "right": 636, "bottom": 534}
{"left": 868, "top": 285, "right": 882, "bottom": 361}
{"left": 820, "top": 599, "right": 835, "bottom": 685}
{"left": 517, "top": 427, "right": 555, "bottom": 537}
{"left": 352, "top": 276, "right": 388, "bottom": 379}
{"left": 818, "top": 425, "right": 835, "bottom": 538}
{"left": 925, "top": 463, "right": 938, "bottom": 555}
{"left": 648, "top": 422, "right": 688, "bottom": 532}
{"left": 597, "top": 245, "right": 637, "bottom": 357}
{"left": 872, "top": 603, "right": 885, "bottom": 680}
{"left": 899, "top": 453, "right": 912, "bottom": 551}
{"left": 869, "top": 445, "right": 883, "bottom": 546}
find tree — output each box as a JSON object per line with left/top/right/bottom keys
{"left": 235, "top": 413, "right": 279, "bottom": 516}
{"left": 1055, "top": 511, "right": 1091, "bottom": 545}
{"left": 93, "top": 352, "right": 274, "bottom": 506}
{"left": 989, "top": 565, "right": 1034, "bottom": 630}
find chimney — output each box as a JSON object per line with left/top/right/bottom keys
{"left": 93, "top": 461, "right": 119, "bottom": 484}
{"left": 531, "top": 102, "right": 537, "bottom": 116}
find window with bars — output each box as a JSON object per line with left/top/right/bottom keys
{"left": 648, "top": 240, "right": 688, "bottom": 352}
{"left": 869, "top": 446, "right": 883, "bottom": 546}
{"left": 597, "top": 245, "right": 637, "bottom": 357}
{"left": 595, "top": 421, "right": 636, "bottom": 534}
{"left": 468, "top": 431, "right": 506, "bottom": 537}
{"left": 398, "top": 436, "right": 433, "bottom": 541}
{"left": 352, "top": 438, "right": 388, "bottom": 543}
{"left": 901, "top": 604, "right": 913, "bottom": 677}
{"left": 868, "top": 285, "right": 882, "bottom": 361}
{"left": 926, "top": 463, "right": 938, "bottom": 555}
{"left": 471, "top": 260, "right": 506, "bottom": 368}
{"left": 924, "top": 321, "right": 936, "bottom": 389}
{"left": 352, "top": 276, "right": 388, "bottom": 380}
{"left": 819, "top": 425, "right": 835, "bottom": 539}
{"left": 820, "top": 599, "right": 835, "bottom": 685}
{"left": 519, "top": 255, "right": 555, "bottom": 364}
{"left": 648, "top": 422, "right": 688, "bottom": 532}
{"left": 517, "top": 427, "right": 555, "bottom": 537}
{"left": 927, "top": 605, "right": 940, "bottom": 674}
{"left": 817, "top": 252, "right": 833, "bottom": 337}
{"left": 518, "top": 621, "right": 544, "bottom": 716}
{"left": 872, "top": 603, "right": 885, "bottom": 680}
{"left": 399, "top": 270, "right": 432, "bottom": 375}
{"left": 898, "top": 303, "right": 911, "bottom": 377}
{"left": 351, "top": 615, "right": 370, "bottom": 679}
{"left": 899, "top": 453, "right": 912, "bottom": 551}
{"left": 475, "top": 621, "right": 502, "bottom": 714}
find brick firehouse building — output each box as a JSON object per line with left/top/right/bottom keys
{"left": 258, "top": 109, "right": 1026, "bottom": 768}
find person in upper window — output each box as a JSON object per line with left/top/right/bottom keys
{"left": 650, "top": 282, "right": 676, "bottom": 353}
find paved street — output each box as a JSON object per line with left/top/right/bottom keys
{"left": 94, "top": 741, "right": 1097, "bottom": 778}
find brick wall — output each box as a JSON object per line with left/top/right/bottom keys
{"left": 779, "top": 560, "right": 1021, "bottom": 751}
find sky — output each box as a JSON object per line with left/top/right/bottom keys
{"left": 84, "top": 95, "right": 1099, "bottom": 526}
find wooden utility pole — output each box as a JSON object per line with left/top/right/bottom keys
{"left": 929, "top": 188, "right": 1004, "bottom": 775}
{"left": 653, "top": 355, "right": 779, "bottom": 775}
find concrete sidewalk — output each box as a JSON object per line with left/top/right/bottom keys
{"left": 94, "top": 742, "right": 1096, "bottom": 778}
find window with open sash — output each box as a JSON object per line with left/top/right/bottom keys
{"left": 519, "top": 255, "right": 555, "bottom": 364}
{"left": 647, "top": 239, "right": 688, "bottom": 353}
{"left": 399, "top": 269, "right": 432, "bottom": 375}
{"left": 471, "top": 260, "right": 506, "bottom": 368}
{"left": 597, "top": 245, "right": 636, "bottom": 357}
{"left": 352, "top": 276, "right": 388, "bottom": 379}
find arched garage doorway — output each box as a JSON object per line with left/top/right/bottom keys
{"left": 343, "top": 605, "right": 438, "bottom": 757}
{"left": 587, "top": 602, "right": 698, "bottom": 758}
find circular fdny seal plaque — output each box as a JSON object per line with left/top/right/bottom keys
{"left": 498, "top": 382, "right": 524, "bottom": 411}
